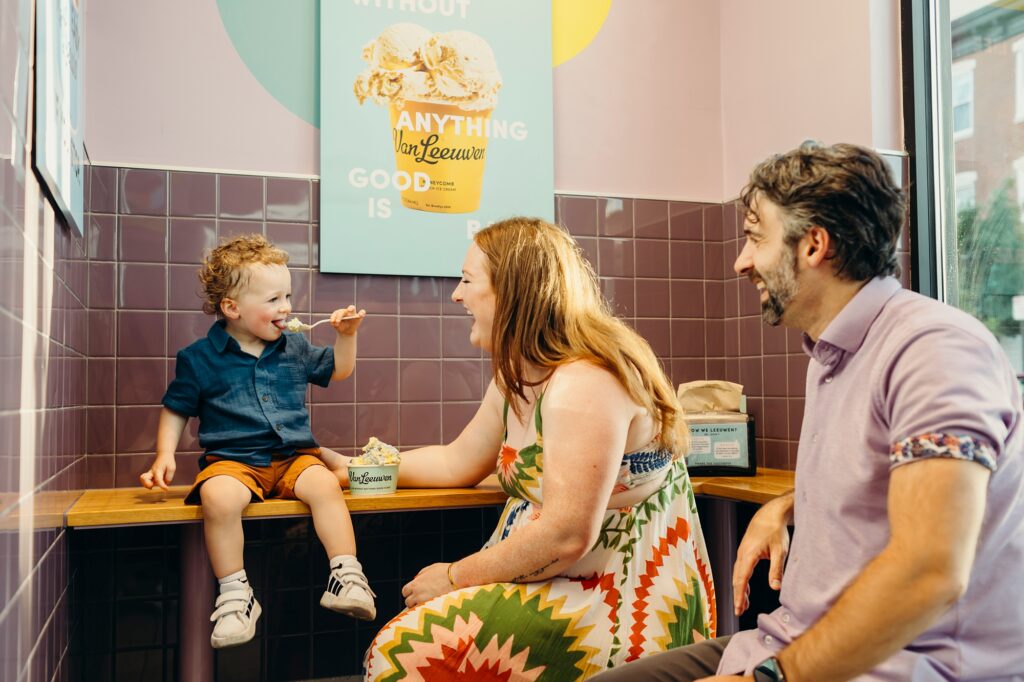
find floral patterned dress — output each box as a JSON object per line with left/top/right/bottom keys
{"left": 364, "top": 396, "right": 715, "bottom": 681}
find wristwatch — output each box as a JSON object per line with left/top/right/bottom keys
{"left": 753, "top": 656, "right": 786, "bottom": 682}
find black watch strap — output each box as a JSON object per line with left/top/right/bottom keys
{"left": 753, "top": 656, "right": 786, "bottom": 682}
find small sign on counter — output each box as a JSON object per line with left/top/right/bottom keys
{"left": 685, "top": 413, "right": 756, "bottom": 477}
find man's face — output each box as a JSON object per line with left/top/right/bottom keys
{"left": 734, "top": 197, "right": 800, "bottom": 326}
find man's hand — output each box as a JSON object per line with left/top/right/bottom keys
{"left": 140, "top": 454, "right": 176, "bottom": 491}
{"left": 732, "top": 492, "right": 793, "bottom": 616}
{"left": 331, "top": 305, "right": 365, "bottom": 336}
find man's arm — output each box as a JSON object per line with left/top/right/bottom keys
{"left": 775, "top": 457, "right": 990, "bottom": 681}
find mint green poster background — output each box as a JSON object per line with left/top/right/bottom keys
{"left": 319, "top": 1, "right": 554, "bottom": 276}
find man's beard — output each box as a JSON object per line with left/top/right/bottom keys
{"left": 755, "top": 247, "right": 799, "bottom": 326}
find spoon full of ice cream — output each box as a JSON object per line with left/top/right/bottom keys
{"left": 283, "top": 315, "right": 361, "bottom": 332}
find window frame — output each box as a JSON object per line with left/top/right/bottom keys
{"left": 902, "top": 0, "right": 951, "bottom": 300}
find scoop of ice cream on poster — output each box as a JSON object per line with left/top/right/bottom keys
{"left": 354, "top": 23, "right": 504, "bottom": 214}
{"left": 354, "top": 23, "right": 501, "bottom": 110}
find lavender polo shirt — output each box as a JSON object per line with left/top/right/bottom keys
{"left": 718, "top": 277, "right": 1024, "bottom": 680}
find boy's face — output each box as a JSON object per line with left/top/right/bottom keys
{"left": 222, "top": 263, "right": 293, "bottom": 343}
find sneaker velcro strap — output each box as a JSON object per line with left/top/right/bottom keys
{"left": 210, "top": 590, "right": 253, "bottom": 621}
{"left": 330, "top": 568, "right": 377, "bottom": 598}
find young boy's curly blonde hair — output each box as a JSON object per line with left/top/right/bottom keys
{"left": 199, "top": 234, "right": 289, "bottom": 317}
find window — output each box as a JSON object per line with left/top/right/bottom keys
{"left": 906, "top": 1, "right": 1024, "bottom": 384}
{"left": 1014, "top": 158, "right": 1024, "bottom": 215}
{"left": 952, "top": 59, "right": 975, "bottom": 140}
{"left": 1014, "top": 38, "right": 1024, "bottom": 123}
{"left": 955, "top": 171, "right": 977, "bottom": 212}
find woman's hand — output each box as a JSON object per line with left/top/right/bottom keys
{"left": 731, "top": 492, "right": 793, "bottom": 616}
{"left": 401, "top": 562, "right": 456, "bottom": 608}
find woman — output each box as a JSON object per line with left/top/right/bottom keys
{"left": 353, "top": 217, "right": 714, "bottom": 679}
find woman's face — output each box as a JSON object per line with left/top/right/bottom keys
{"left": 452, "top": 242, "right": 496, "bottom": 352}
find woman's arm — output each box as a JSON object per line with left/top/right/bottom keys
{"left": 396, "top": 381, "right": 506, "bottom": 488}
{"left": 403, "top": 362, "right": 636, "bottom": 605}
{"left": 322, "top": 380, "right": 505, "bottom": 489}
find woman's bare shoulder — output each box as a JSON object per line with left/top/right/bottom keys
{"left": 545, "top": 360, "right": 631, "bottom": 405}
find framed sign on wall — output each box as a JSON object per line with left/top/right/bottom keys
{"left": 34, "top": 0, "right": 85, "bottom": 236}
{"left": 319, "top": 0, "right": 554, "bottom": 277}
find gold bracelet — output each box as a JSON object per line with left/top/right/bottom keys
{"left": 446, "top": 561, "right": 458, "bottom": 589}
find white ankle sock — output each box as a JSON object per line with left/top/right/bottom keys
{"left": 218, "top": 569, "right": 249, "bottom": 592}
{"left": 329, "top": 555, "right": 359, "bottom": 570}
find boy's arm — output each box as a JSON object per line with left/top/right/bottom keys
{"left": 329, "top": 306, "right": 365, "bottom": 381}
{"left": 140, "top": 407, "right": 188, "bottom": 490}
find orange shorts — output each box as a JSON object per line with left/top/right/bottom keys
{"left": 185, "top": 449, "right": 325, "bottom": 505}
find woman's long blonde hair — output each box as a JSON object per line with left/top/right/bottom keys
{"left": 474, "top": 217, "right": 688, "bottom": 457}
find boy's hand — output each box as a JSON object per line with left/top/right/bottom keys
{"left": 140, "top": 454, "right": 176, "bottom": 491}
{"left": 331, "top": 306, "right": 366, "bottom": 336}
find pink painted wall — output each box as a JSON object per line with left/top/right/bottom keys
{"left": 85, "top": 0, "right": 317, "bottom": 176}
{"left": 719, "top": 0, "right": 903, "bottom": 199}
{"left": 553, "top": 0, "right": 723, "bottom": 201}
{"left": 85, "top": 0, "right": 903, "bottom": 202}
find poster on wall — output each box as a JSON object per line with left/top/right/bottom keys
{"left": 34, "top": 0, "right": 85, "bottom": 236}
{"left": 320, "top": 0, "right": 553, "bottom": 277}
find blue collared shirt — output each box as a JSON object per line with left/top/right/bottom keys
{"left": 162, "top": 320, "right": 335, "bottom": 467}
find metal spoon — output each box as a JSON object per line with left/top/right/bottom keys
{"left": 285, "top": 314, "right": 362, "bottom": 332}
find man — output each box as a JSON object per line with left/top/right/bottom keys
{"left": 593, "top": 142, "right": 1023, "bottom": 681}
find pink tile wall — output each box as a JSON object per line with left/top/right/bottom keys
{"left": 0, "top": 143, "right": 88, "bottom": 680}
{"left": 86, "top": 156, "right": 910, "bottom": 489}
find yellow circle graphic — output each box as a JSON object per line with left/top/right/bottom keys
{"left": 553, "top": 0, "right": 612, "bottom": 67}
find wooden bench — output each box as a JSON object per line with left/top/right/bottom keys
{"left": 61, "top": 468, "right": 793, "bottom": 681}
{"left": 65, "top": 476, "right": 510, "bottom": 527}
{"left": 63, "top": 469, "right": 794, "bottom": 527}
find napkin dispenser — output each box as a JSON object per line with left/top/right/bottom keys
{"left": 678, "top": 380, "right": 756, "bottom": 477}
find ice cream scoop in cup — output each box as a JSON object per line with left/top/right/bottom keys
{"left": 348, "top": 438, "right": 401, "bottom": 495}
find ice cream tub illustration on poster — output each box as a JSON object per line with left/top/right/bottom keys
{"left": 354, "top": 24, "right": 502, "bottom": 214}
{"left": 319, "top": 0, "right": 553, "bottom": 277}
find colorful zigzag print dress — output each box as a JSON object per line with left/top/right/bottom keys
{"left": 364, "top": 397, "right": 716, "bottom": 680}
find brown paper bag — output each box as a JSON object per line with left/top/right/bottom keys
{"left": 677, "top": 380, "right": 744, "bottom": 414}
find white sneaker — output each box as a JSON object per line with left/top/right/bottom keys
{"left": 320, "top": 558, "right": 376, "bottom": 620}
{"left": 209, "top": 580, "right": 261, "bottom": 649}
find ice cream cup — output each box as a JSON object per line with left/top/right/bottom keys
{"left": 389, "top": 99, "right": 492, "bottom": 214}
{"left": 347, "top": 463, "right": 399, "bottom": 495}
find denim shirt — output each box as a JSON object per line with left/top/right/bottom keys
{"left": 162, "top": 320, "right": 335, "bottom": 468}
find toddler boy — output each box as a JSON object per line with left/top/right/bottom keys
{"left": 140, "top": 234, "right": 374, "bottom": 648}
